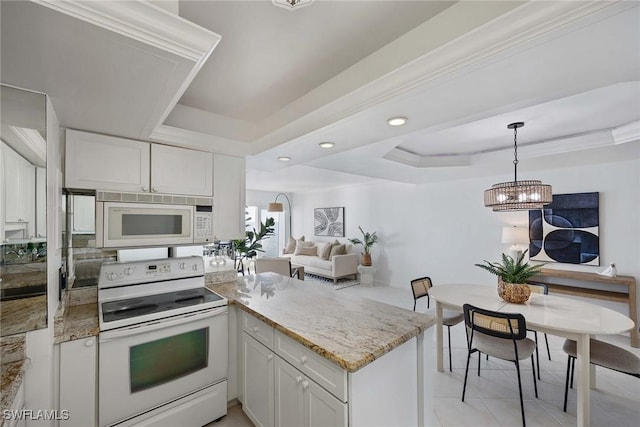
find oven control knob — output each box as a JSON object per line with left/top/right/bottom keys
{"left": 124, "top": 268, "right": 134, "bottom": 276}
{"left": 192, "top": 264, "right": 198, "bottom": 271}
{"left": 179, "top": 262, "right": 187, "bottom": 270}
{"left": 107, "top": 273, "right": 116, "bottom": 281}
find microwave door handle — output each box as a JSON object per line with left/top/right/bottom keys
{"left": 99, "top": 306, "right": 227, "bottom": 341}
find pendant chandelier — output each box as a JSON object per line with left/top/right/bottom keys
{"left": 484, "top": 122, "right": 552, "bottom": 211}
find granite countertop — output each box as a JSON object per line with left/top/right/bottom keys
{"left": 53, "top": 288, "right": 99, "bottom": 344}
{"left": 208, "top": 273, "right": 435, "bottom": 372}
{"left": 0, "top": 295, "right": 47, "bottom": 336}
{"left": 53, "top": 303, "right": 99, "bottom": 344}
{"left": 1, "top": 334, "right": 26, "bottom": 421}
{"left": 0, "top": 270, "right": 47, "bottom": 290}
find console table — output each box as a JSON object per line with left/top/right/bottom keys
{"left": 530, "top": 268, "right": 638, "bottom": 347}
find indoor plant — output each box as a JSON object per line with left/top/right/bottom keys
{"left": 348, "top": 226, "right": 378, "bottom": 266}
{"left": 474, "top": 250, "right": 544, "bottom": 303}
{"left": 232, "top": 216, "right": 275, "bottom": 275}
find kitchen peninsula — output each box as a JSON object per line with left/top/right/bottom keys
{"left": 209, "top": 272, "right": 435, "bottom": 427}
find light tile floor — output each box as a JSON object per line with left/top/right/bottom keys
{"left": 210, "top": 284, "right": 640, "bottom": 427}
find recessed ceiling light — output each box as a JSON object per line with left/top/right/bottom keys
{"left": 387, "top": 117, "right": 407, "bottom": 126}
{"left": 318, "top": 142, "right": 335, "bottom": 149}
{"left": 278, "top": 156, "right": 291, "bottom": 161}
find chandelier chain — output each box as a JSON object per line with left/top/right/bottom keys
{"left": 513, "top": 126, "right": 519, "bottom": 182}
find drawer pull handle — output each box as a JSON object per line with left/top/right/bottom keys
{"left": 296, "top": 375, "right": 302, "bottom": 384}
{"left": 84, "top": 339, "right": 94, "bottom": 347}
{"left": 302, "top": 380, "right": 309, "bottom": 390}
{"left": 300, "top": 355, "right": 307, "bottom": 364}
{"left": 267, "top": 354, "right": 273, "bottom": 361}
{"left": 253, "top": 326, "right": 259, "bottom": 333}
{"left": 142, "top": 186, "right": 148, "bottom": 191}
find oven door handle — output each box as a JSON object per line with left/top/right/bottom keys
{"left": 99, "top": 306, "right": 227, "bottom": 341}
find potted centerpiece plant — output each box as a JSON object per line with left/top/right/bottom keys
{"left": 232, "top": 216, "right": 275, "bottom": 275}
{"left": 348, "top": 226, "right": 378, "bottom": 266}
{"left": 474, "top": 250, "right": 544, "bottom": 303}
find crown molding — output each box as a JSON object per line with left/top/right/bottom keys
{"left": 252, "top": 0, "right": 634, "bottom": 152}
{"left": 150, "top": 125, "right": 251, "bottom": 157}
{"left": 612, "top": 120, "right": 640, "bottom": 145}
{"left": 384, "top": 130, "right": 618, "bottom": 169}
{"left": 7, "top": 126, "right": 47, "bottom": 167}
{"left": 33, "top": 0, "right": 221, "bottom": 62}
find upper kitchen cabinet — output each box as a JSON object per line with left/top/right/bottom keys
{"left": 213, "top": 154, "right": 246, "bottom": 240}
{"left": 65, "top": 130, "right": 213, "bottom": 197}
{"left": 65, "top": 130, "right": 150, "bottom": 193}
{"left": 151, "top": 144, "right": 212, "bottom": 197}
{"left": 3, "top": 143, "right": 35, "bottom": 227}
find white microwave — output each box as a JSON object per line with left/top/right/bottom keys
{"left": 95, "top": 192, "right": 213, "bottom": 248}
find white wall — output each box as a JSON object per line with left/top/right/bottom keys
{"left": 293, "top": 155, "right": 639, "bottom": 313}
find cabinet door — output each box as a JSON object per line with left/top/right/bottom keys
{"left": 213, "top": 154, "right": 245, "bottom": 240}
{"left": 243, "top": 334, "right": 275, "bottom": 427}
{"left": 71, "top": 195, "right": 95, "bottom": 233}
{"left": 151, "top": 144, "right": 213, "bottom": 196}
{"left": 59, "top": 337, "right": 97, "bottom": 427}
{"left": 3, "top": 144, "right": 34, "bottom": 225}
{"left": 35, "top": 167, "right": 46, "bottom": 237}
{"left": 275, "top": 357, "right": 304, "bottom": 427}
{"left": 65, "top": 129, "right": 150, "bottom": 192}
{"left": 304, "top": 378, "right": 347, "bottom": 427}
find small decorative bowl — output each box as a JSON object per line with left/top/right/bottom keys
{"left": 497, "top": 279, "right": 531, "bottom": 304}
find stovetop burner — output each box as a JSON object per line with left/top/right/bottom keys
{"left": 102, "top": 287, "right": 224, "bottom": 324}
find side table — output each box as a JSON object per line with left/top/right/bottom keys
{"left": 357, "top": 265, "right": 376, "bottom": 286}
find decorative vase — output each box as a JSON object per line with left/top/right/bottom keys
{"left": 497, "top": 278, "right": 531, "bottom": 304}
{"left": 361, "top": 252, "right": 372, "bottom": 266}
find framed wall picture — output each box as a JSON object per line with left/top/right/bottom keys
{"left": 314, "top": 207, "right": 344, "bottom": 237}
{"left": 529, "top": 192, "right": 599, "bottom": 265}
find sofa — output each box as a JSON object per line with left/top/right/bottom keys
{"left": 281, "top": 237, "right": 359, "bottom": 283}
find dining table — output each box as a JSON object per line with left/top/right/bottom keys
{"left": 428, "top": 284, "right": 635, "bottom": 427}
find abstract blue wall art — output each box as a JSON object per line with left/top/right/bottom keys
{"left": 529, "top": 192, "right": 599, "bottom": 265}
{"left": 314, "top": 207, "right": 344, "bottom": 237}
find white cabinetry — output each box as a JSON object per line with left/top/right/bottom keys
{"left": 3, "top": 143, "right": 34, "bottom": 224}
{"left": 58, "top": 337, "right": 97, "bottom": 427}
{"left": 35, "top": 167, "right": 46, "bottom": 237}
{"left": 275, "top": 357, "right": 347, "bottom": 427}
{"left": 65, "top": 130, "right": 214, "bottom": 197}
{"left": 151, "top": 144, "right": 212, "bottom": 196}
{"left": 241, "top": 312, "right": 347, "bottom": 427}
{"left": 243, "top": 334, "right": 275, "bottom": 427}
{"left": 2, "top": 142, "right": 35, "bottom": 239}
{"left": 213, "top": 154, "right": 245, "bottom": 240}
{"left": 5, "top": 381, "right": 25, "bottom": 427}
{"left": 71, "top": 195, "right": 95, "bottom": 233}
{"left": 65, "top": 130, "right": 150, "bottom": 193}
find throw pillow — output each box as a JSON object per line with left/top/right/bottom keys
{"left": 294, "top": 244, "right": 317, "bottom": 256}
{"left": 284, "top": 236, "right": 305, "bottom": 254}
{"left": 317, "top": 242, "right": 332, "bottom": 260}
{"left": 329, "top": 243, "right": 347, "bottom": 258}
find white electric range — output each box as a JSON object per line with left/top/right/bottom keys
{"left": 97, "top": 256, "right": 228, "bottom": 427}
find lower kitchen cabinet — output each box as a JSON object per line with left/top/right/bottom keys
{"left": 5, "top": 381, "right": 25, "bottom": 427}
{"left": 242, "top": 314, "right": 347, "bottom": 427}
{"left": 58, "top": 337, "right": 97, "bottom": 427}
{"left": 243, "top": 334, "right": 275, "bottom": 427}
{"left": 275, "top": 357, "right": 346, "bottom": 427}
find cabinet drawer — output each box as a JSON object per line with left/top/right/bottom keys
{"left": 243, "top": 311, "right": 274, "bottom": 349}
{"left": 274, "top": 330, "right": 347, "bottom": 402}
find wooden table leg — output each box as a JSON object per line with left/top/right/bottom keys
{"left": 576, "top": 334, "right": 591, "bottom": 427}
{"left": 436, "top": 302, "right": 444, "bottom": 372}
